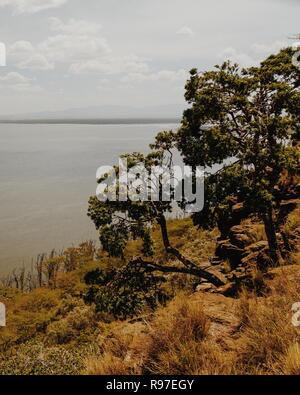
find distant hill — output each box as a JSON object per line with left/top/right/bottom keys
{"left": 0, "top": 104, "right": 185, "bottom": 122}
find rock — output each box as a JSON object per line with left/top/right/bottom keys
{"left": 215, "top": 282, "right": 238, "bottom": 297}
{"left": 196, "top": 282, "right": 216, "bottom": 293}
{"left": 209, "top": 257, "right": 224, "bottom": 266}
{"left": 277, "top": 198, "right": 300, "bottom": 225}
{"left": 232, "top": 202, "right": 244, "bottom": 213}
{"left": 244, "top": 241, "right": 268, "bottom": 254}
{"left": 191, "top": 293, "right": 240, "bottom": 341}
{"left": 216, "top": 239, "right": 244, "bottom": 268}
{"left": 242, "top": 245, "right": 272, "bottom": 271}
{"left": 226, "top": 269, "right": 250, "bottom": 283}
{"left": 217, "top": 199, "right": 251, "bottom": 239}
{"left": 242, "top": 241, "right": 269, "bottom": 270}
{"left": 228, "top": 225, "right": 256, "bottom": 249}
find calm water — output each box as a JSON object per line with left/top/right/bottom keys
{"left": 0, "top": 122, "right": 178, "bottom": 274}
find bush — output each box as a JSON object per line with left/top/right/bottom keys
{"left": 0, "top": 341, "right": 87, "bottom": 375}
{"left": 84, "top": 264, "right": 168, "bottom": 319}
{"left": 46, "top": 304, "right": 97, "bottom": 345}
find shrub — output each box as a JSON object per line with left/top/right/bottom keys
{"left": 84, "top": 264, "right": 168, "bottom": 319}
{"left": 0, "top": 341, "right": 87, "bottom": 375}
{"left": 46, "top": 304, "right": 97, "bottom": 345}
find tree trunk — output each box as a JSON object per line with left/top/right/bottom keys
{"left": 134, "top": 258, "right": 225, "bottom": 287}
{"left": 263, "top": 206, "right": 283, "bottom": 266}
{"left": 157, "top": 214, "right": 224, "bottom": 287}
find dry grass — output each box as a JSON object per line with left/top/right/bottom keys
{"left": 239, "top": 219, "right": 267, "bottom": 244}
{"left": 235, "top": 266, "right": 300, "bottom": 374}
{"left": 283, "top": 343, "right": 300, "bottom": 375}
{"left": 85, "top": 353, "right": 142, "bottom": 375}
{"left": 283, "top": 206, "right": 300, "bottom": 236}
{"left": 84, "top": 293, "right": 236, "bottom": 375}
{"left": 126, "top": 217, "right": 219, "bottom": 267}
{"left": 84, "top": 264, "right": 300, "bottom": 376}
{"left": 84, "top": 294, "right": 213, "bottom": 375}
{"left": 3, "top": 205, "right": 300, "bottom": 375}
{"left": 148, "top": 294, "right": 210, "bottom": 351}
{"left": 148, "top": 339, "right": 233, "bottom": 375}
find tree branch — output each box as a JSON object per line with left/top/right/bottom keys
{"left": 133, "top": 258, "right": 224, "bottom": 287}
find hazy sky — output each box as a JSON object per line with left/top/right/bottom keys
{"left": 0, "top": 0, "right": 299, "bottom": 115}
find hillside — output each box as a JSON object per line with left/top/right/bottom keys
{"left": 1, "top": 46, "right": 299, "bottom": 376}
{"left": 0, "top": 104, "right": 184, "bottom": 121}
{"left": 0, "top": 196, "right": 299, "bottom": 375}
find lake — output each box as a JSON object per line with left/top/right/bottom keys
{"left": 0, "top": 122, "right": 178, "bottom": 274}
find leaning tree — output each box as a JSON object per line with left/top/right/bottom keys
{"left": 177, "top": 47, "right": 300, "bottom": 265}
{"left": 88, "top": 131, "right": 224, "bottom": 288}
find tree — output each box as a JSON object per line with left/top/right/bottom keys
{"left": 88, "top": 133, "right": 224, "bottom": 287}
{"left": 177, "top": 47, "right": 300, "bottom": 265}
{"left": 84, "top": 263, "right": 168, "bottom": 319}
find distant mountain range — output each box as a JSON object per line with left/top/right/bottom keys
{"left": 0, "top": 104, "right": 185, "bottom": 122}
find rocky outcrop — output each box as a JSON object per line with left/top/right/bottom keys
{"left": 194, "top": 172, "right": 300, "bottom": 297}
{"left": 216, "top": 198, "right": 251, "bottom": 239}
{"left": 277, "top": 198, "right": 300, "bottom": 226}
{"left": 229, "top": 225, "right": 260, "bottom": 248}
{"left": 215, "top": 240, "right": 244, "bottom": 268}
{"left": 215, "top": 224, "right": 265, "bottom": 269}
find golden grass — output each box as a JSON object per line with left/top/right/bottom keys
{"left": 235, "top": 267, "right": 300, "bottom": 374}
{"left": 84, "top": 293, "right": 236, "bottom": 375}
{"left": 283, "top": 206, "right": 300, "bottom": 236}
{"left": 283, "top": 343, "right": 300, "bottom": 375}
{"left": 84, "top": 264, "right": 300, "bottom": 376}
{"left": 4, "top": 209, "right": 300, "bottom": 375}
{"left": 125, "top": 217, "right": 219, "bottom": 266}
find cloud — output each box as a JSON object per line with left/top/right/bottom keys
{"left": 49, "top": 17, "right": 102, "bottom": 35}
{"left": 9, "top": 41, "right": 54, "bottom": 70}
{"left": 176, "top": 26, "right": 195, "bottom": 37}
{"left": 292, "top": 41, "right": 300, "bottom": 49}
{"left": 38, "top": 34, "right": 110, "bottom": 63}
{"left": 251, "top": 41, "right": 287, "bottom": 54}
{"left": 121, "top": 69, "right": 188, "bottom": 84}
{"left": 0, "top": 0, "right": 68, "bottom": 14}
{"left": 218, "top": 47, "right": 257, "bottom": 67}
{"left": 0, "top": 71, "right": 41, "bottom": 91}
{"left": 9, "top": 40, "right": 34, "bottom": 56}
{"left": 0, "top": 72, "right": 30, "bottom": 84}
{"left": 218, "top": 41, "right": 290, "bottom": 68}
{"left": 97, "top": 79, "right": 110, "bottom": 90}
{"left": 38, "top": 17, "right": 110, "bottom": 64}
{"left": 9, "top": 18, "right": 111, "bottom": 71}
{"left": 69, "top": 55, "right": 150, "bottom": 75}
{"left": 9, "top": 18, "right": 150, "bottom": 77}
{"left": 18, "top": 54, "right": 54, "bottom": 70}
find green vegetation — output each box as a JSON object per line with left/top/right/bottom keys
{"left": 178, "top": 47, "right": 299, "bottom": 265}
{"left": 0, "top": 48, "right": 299, "bottom": 375}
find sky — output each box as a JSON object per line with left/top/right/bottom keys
{"left": 0, "top": 0, "right": 299, "bottom": 115}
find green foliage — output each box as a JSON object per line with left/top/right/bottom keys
{"left": 177, "top": 48, "right": 300, "bottom": 263}
{"left": 179, "top": 48, "right": 299, "bottom": 211}
{"left": 84, "top": 262, "right": 168, "bottom": 319}
{"left": 0, "top": 288, "right": 63, "bottom": 349}
{"left": 46, "top": 303, "right": 97, "bottom": 345}
{"left": 2, "top": 48, "right": 300, "bottom": 375}
{"left": 87, "top": 143, "right": 176, "bottom": 260}
{"left": 0, "top": 341, "right": 88, "bottom": 375}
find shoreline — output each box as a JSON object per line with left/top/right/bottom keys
{"left": 0, "top": 118, "right": 180, "bottom": 126}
